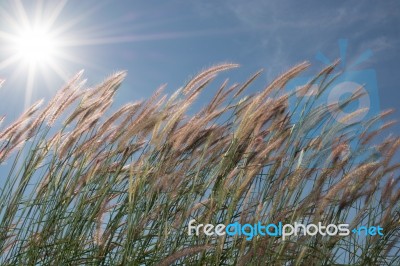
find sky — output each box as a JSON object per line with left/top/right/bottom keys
{"left": 0, "top": 0, "right": 399, "bottom": 135}
{"left": 0, "top": 2, "right": 398, "bottom": 262}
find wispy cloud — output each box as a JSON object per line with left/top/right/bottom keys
{"left": 189, "top": 0, "right": 399, "bottom": 78}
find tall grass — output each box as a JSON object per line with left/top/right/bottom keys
{"left": 0, "top": 62, "right": 399, "bottom": 265}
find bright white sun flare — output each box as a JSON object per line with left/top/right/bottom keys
{"left": 0, "top": 1, "right": 78, "bottom": 108}
{"left": 15, "top": 27, "right": 56, "bottom": 65}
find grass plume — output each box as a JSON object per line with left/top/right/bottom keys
{"left": 0, "top": 63, "right": 399, "bottom": 265}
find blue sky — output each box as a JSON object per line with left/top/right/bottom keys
{"left": 0, "top": 0, "right": 399, "bottom": 135}
{"left": 0, "top": 2, "right": 398, "bottom": 262}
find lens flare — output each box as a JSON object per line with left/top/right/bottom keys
{"left": 15, "top": 27, "right": 56, "bottom": 66}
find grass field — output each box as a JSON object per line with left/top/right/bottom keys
{"left": 0, "top": 62, "right": 399, "bottom": 265}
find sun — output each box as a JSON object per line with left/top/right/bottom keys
{"left": 0, "top": 0, "right": 111, "bottom": 90}
{"left": 15, "top": 26, "right": 56, "bottom": 66}
{"left": 0, "top": 1, "right": 81, "bottom": 107}
{"left": 0, "top": 0, "right": 187, "bottom": 108}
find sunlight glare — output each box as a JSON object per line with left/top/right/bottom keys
{"left": 15, "top": 26, "right": 56, "bottom": 65}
